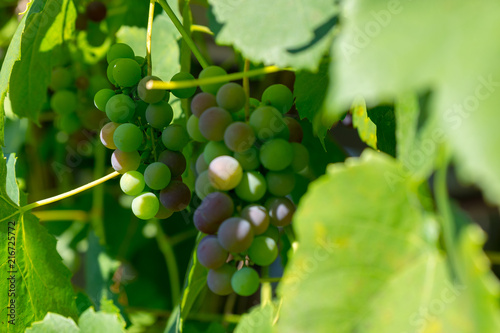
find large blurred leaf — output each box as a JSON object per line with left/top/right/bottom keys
{"left": 5, "top": 0, "right": 76, "bottom": 122}
{"left": 0, "top": 153, "right": 77, "bottom": 331}
{"left": 234, "top": 304, "right": 275, "bottom": 333}
{"left": 208, "top": 0, "right": 338, "bottom": 71}
{"left": 328, "top": 0, "right": 500, "bottom": 204}
{"left": 277, "top": 150, "right": 500, "bottom": 332}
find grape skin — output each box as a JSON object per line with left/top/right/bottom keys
{"left": 195, "top": 170, "right": 216, "bottom": 200}
{"left": 248, "top": 236, "right": 278, "bottom": 266}
{"left": 198, "top": 66, "right": 228, "bottom": 95}
{"left": 100, "top": 122, "right": 120, "bottom": 149}
{"left": 144, "top": 162, "right": 171, "bottom": 190}
{"left": 120, "top": 171, "right": 145, "bottom": 196}
{"left": 155, "top": 205, "right": 174, "bottom": 219}
{"left": 132, "top": 192, "right": 160, "bottom": 220}
{"left": 195, "top": 153, "right": 209, "bottom": 175}
{"left": 207, "top": 264, "right": 236, "bottom": 295}
{"left": 112, "top": 58, "right": 142, "bottom": 87}
{"left": 162, "top": 124, "right": 189, "bottom": 151}
{"left": 51, "top": 90, "right": 77, "bottom": 115}
{"left": 217, "top": 217, "right": 254, "bottom": 253}
{"left": 105, "top": 94, "right": 135, "bottom": 123}
{"left": 233, "top": 147, "right": 260, "bottom": 171}
{"left": 113, "top": 123, "right": 143, "bottom": 152}
{"left": 208, "top": 156, "right": 243, "bottom": 191}
{"left": 261, "top": 84, "right": 293, "bottom": 113}
{"left": 193, "top": 192, "right": 234, "bottom": 234}
{"left": 107, "top": 43, "right": 135, "bottom": 64}
{"left": 241, "top": 205, "right": 270, "bottom": 235}
{"left": 138, "top": 76, "right": 166, "bottom": 104}
{"left": 261, "top": 225, "right": 280, "bottom": 243}
{"left": 231, "top": 267, "right": 260, "bottom": 296}
{"left": 197, "top": 235, "right": 228, "bottom": 269}
{"left": 187, "top": 115, "right": 207, "bottom": 142}
{"left": 160, "top": 180, "right": 191, "bottom": 212}
{"left": 267, "top": 197, "right": 295, "bottom": 227}
{"left": 216, "top": 82, "right": 246, "bottom": 112}
{"left": 146, "top": 101, "right": 173, "bottom": 129}
{"left": 266, "top": 169, "right": 296, "bottom": 197}
{"left": 111, "top": 150, "right": 141, "bottom": 173}
{"left": 259, "top": 139, "right": 293, "bottom": 171}
{"left": 249, "top": 106, "right": 289, "bottom": 141}
{"left": 94, "top": 89, "right": 115, "bottom": 111}
{"left": 158, "top": 150, "right": 186, "bottom": 178}
{"left": 224, "top": 122, "right": 256, "bottom": 153}
{"left": 291, "top": 143, "right": 309, "bottom": 173}
{"left": 170, "top": 72, "right": 197, "bottom": 98}
{"left": 191, "top": 92, "right": 217, "bottom": 118}
{"left": 235, "top": 171, "right": 267, "bottom": 202}
{"left": 203, "top": 141, "right": 231, "bottom": 165}
{"left": 199, "top": 107, "right": 233, "bottom": 141}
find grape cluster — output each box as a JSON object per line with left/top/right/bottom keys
{"left": 96, "top": 43, "right": 194, "bottom": 220}
{"left": 190, "top": 69, "right": 308, "bottom": 296}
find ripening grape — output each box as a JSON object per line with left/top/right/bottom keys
{"left": 198, "top": 66, "right": 228, "bottom": 95}
{"left": 233, "top": 147, "right": 260, "bottom": 171}
{"left": 283, "top": 117, "right": 303, "bottom": 143}
{"left": 50, "top": 67, "right": 72, "bottom": 91}
{"left": 199, "top": 107, "right": 233, "bottom": 141}
{"left": 261, "top": 225, "right": 280, "bottom": 243}
{"left": 216, "top": 82, "right": 246, "bottom": 112}
{"left": 193, "top": 192, "right": 234, "bottom": 234}
{"left": 261, "top": 84, "right": 293, "bottom": 113}
{"left": 191, "top": 92, "right": 217, "bottom": 118}
{"left": 235, "top": 171, "right": 267, "bottom": 202}
{"left": 111, "top": 150, "right": 141, "bottom": 173}
{"left": 162, "top": 124, "right": 189, "bottom": 151}
{"left": 267, "top": 197, "right": 295, "bottom": 227}
{"left": 241, "top": 204, "right": 269, "bottom": 235}
{"left": 208, "top": 156, "right": 243, "bottom": 191}
{"left": 196, "top": 153, "right": 209, "bottom": 175}
{"left": 155, "top": 205, "right": 174, "bottom": 219}
{"left": 138, "top": 76, "right": 166, "bottom": 103}
{"left": 266, "top": 169, "right": 295, "bottom": 197}
{"left": 86, "top": 1, "right": 107, "bottom": 22}
{"left": 290, "top": 142, "right": 309, "bottom": 173}
{"left": 160, "top": 180, "right": 191, "bottom": 211}
{"left": 120, "top": 171, "right": 145, "bottom": 196}
{"left": 187, "top": 115, "right": 207, "bottom": 142}
{"left": 197, "top": 235, "right": 228, "bottom": 269}
{"left": 249, "top": 106, "right": 289, "bottom": 141}
{"left": 203, "top": 141, "right": 231, "bottom": 165}
{"left": 248, "top": 236, "right": 278, "bottom": 266}
{"left": 51, "top": 90, "right": 77, "bottom": 115}
{"left": 112, "top": 58, "right": 142, "bottom": 87}
{"left": 94, "top": 89, "right": 115, "bottom": 111}
{"left": 207, "top": 264, "right": 236, "bottom": 295}
{"left": 113, "top": 123, "right": 143, "bottom": 152}
{"left": 217, "top": 217, "right": 254, "bottom": 253}
{"left": 105, "top": 94, "right": 135, "bottom": 123}
{"left": 195, "top": 170, "right": 216, "bottom": 200}
{"left": 146, "top": 101, "right": 173, "bottom": 129}
{"left": 100, "top": 122, "right": 119, "bottom": 149}
{"left": 224, "top": 122, "right": 256, "bottom": 153}
{"left": 107, "top": 43, "right": 135, "bottom": 63}
{"left": 132, "top": 192, "right": 160, "bottom": 220}
{"left": 231, "top": 267, "right": 260, "bottom": 296}
{"left": 260, "top": 139, "right": 293, "bottom": 171}
{"left": 170, "top": 72, "right": 197, "bottom": 98}
{"left": 158, "top": 150, "right": 186, "bottom": 178}
{"left": 144, "top": 162, "right": 171, "bottom": 190}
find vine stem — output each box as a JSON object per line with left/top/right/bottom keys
{"left": 20, "top": 172, "right": 120, "bottom": 212}
{"left": 260, "top": 266, "right": 272, "bottom": 306}
{"left": 33, "top": 210, "right": 89, "bottom": 222}
{"left": 147, "top": 66, "right": 289, "bottom": 90}
{"left": 243, "top": 59, "right": 251, "bottom": 121}
{"left": 156, "top": 0, "right": 209, "bottom": 69}
{"left": 191, "top": 24, "right": 213, "bottom": 35}
{"left": 153, "top": 219, "right": 181, "bottom": 307}
{"left": 146, "top": 0, "right": 155, "bottom": 76}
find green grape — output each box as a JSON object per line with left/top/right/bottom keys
{"left": 155, "top": 205, "right": 173, "bottom": 219}
{"left": 235, "top": 171, "right": 267, "bottom": 202}
{"left": 191, "top": 92, "right": 217, "bottom": 118}
{"left": 217, "top": 217, "right": 254, "bottom": 253}
{"left": 249, "top": 106, "right": 289, "bottom": 141}
{"left": 207, "top": 264, "right": 236, "bottom": 295}
{"left": 105, "top": 94, "right": 135, "bottom": 123}
{"left": 283, "top": 117, "right": 303, "bottom": 143}
{"left": 94, "top": 88, "right": 115, "bottom": 111}
{"left": 111, "top": 150, "right": 141, "bottom": 173}
{"left": 248, "top": 236, "right": 278, "bottom": 266}
{"left": 146, "top": 101, "right": 173, "bottom": 129}
{"left": 132, "top": 192, "right": 160, "bottom": 220}
{"left": 120, "top": 171, "right": 145, "bottom": 196}
{"left": 208, "top": 156, "right": 243, "bottom": 191}
{"left": 198, "top": 66, "right": 228, "bottom": 95}
{"left": 261, "top": 225, "right": 280, "bottom": 243}
{"left": 231, "top": 267, "right": 260, "bottom": 296}
{"left": 196, "top": 153, "right": 209, "bottom": 175}
{"left": 261, "top": 84, "right": 293, "bottom": 113}
{"left": 224, "top": 122, "right": 256, "bottom": 153}
{"left": 100, "top": 122, "right": 120, "bottom": 149}
{"left": 112, "top": 58, "right": 142, "bottom": 87}
{"left": 162, "top": 124, "right": 189, "bottom": 151}
{"left": 135, "top": 56, "right": 145, "bottom": 66}
{"left": 187, "top": 115, "right": 207, "bottom": 142}
{"left": 266, "top": 169, "right": 296, "bottom": 196}
{"left": 57, "top": 113, "right": 81, "bottom": 134}
{"left": 233, "top": 147, "right": 260, "bottom": 171}
{"left": 170, "top": 72, "right": 196, "bottom": 98}
{"left": 249, "top": 97, "right": 261, "bottom": 109}
{"left": 144, "top": 162, "right": 171, "bottom": 190}
{"left": 241, "top": 205, "right": 270, "bottom": 235}
{"left": 216, "top": 82, "right": 246, "bottom": 112}
{"left": 107, "top": 43, "right": 135, "bottom": 63}
{"left": 203, "top": 141, "right": 231, "bottom": 165}
{"left": 267, "top": 197, "right": 295, "bottom": 227}
{"left": 195, "top": 170, "right": 216, "bottom": 200}
{"left": 49, "top": 67, "right": 72, "bottom": 91}
{"left": 106, "top": 59, "right": 120, "bottom": 85}
{"left": 113, "top": 123, "right": 143, "bottom": 152}
{"left": 259, "top": 139, "right": 293, "bottom": 171}
{"left": 138, "top": 76, "right": 166, "bottom": 103}
{"left": 50, "top": 90, "right": 77, "bottom": 115}
{"left": 199, "top": 107, "right": 233, "bottom": 141}
{"left": 291, "top": 143, "right": 309, "bottom": 173}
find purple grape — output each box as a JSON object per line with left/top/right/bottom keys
{"left": 193, "top": 192, "right": 234, "bottom": 234}
{"left": 158, "top": 150, "right": 186, "bottom": 178}
{"left": 217, "top": 217, "right": 254, "bottom": 253}
{"left": 197, "top": 235, "right": 228, "bottom": 269}
{"left": 160, "top": 181, "right": 191, "bottom": 212}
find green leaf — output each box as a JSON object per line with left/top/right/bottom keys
{"left": 7, "top": 0, "right": 76, "bottom": 122}
{"left": 208, "top": 0, "right": 338, "bottom": 70}
{"left": 351, "top": 98, "right": 377, "bottom": 149}
{"left": 0, "top": 153, "right": 77, "bottom": 331}
{"left": 328, "top": 0, "right": 500, "bottom": 205}
{"left": 235, "top": 304, "right": 275, "bottom": 333}
{"left": 367, "top": 105, "right": 396, "bottom": 157}
{"left": 25, "top": 313, "right": 79, "bottom": 333}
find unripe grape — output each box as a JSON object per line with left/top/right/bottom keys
{"left": 49, "top": 67, "right": 72, "bottom": 91}
{"left": 120, "top": 171, "right": 145, "bottom": 196}
{"left": 231, "top": 267, "right": 260, "bottom": 296}
{"left": 198, "top": 66, "right": 227, "bottom": 95}
{"left": 208, "top": 156, "right": 243, "bottom": 191}
{"left": 94, "top": 89, "right": 115, "bottom": 111}
{"left": 113, "top": 123, "right": 143, "bottom": 152}
{"left": 112, "top": 58, "right": 142, "bottom": 87}
{"left": 146, "top": 101, "right": 173, "bottom": 129}
{"left": 138, "top": 76, "right": 166, "bottom": 103}
{"left": 195, "top": 153, "right": 209, "bottom": 175}
{"left": 107, "top": 43, "right": 135, "bottom": 64}
{"left": 233, "top": 147, "right": 260, "bottom": 171}
{"left": 105, "top": 94, "right": 135, "bottom": 123}
{"left": 224, "top": 122, "right": 255, "bottom": 153}
{"left": 111, "top": 150, "right": 141, "bottom": 173}
{"left": 235, "top": 171, "right": 267, "bottom": 202}
{"left": 216, "top": 82, "right": 246, "bottom": 112}
{"left": 144, "top": 162, "right": 171, "bottom": 190}
{"left": 261, "top": 225, "right": 280, "bottom": 244}
{"left": 266, "top": 169, "right": 296, "bottom": 196}
{"left": 195, "top": 170, "right": 216, "bottom": 200}
{"left": 162, "top": 124, "right": 189, "bottom": 151}
{"left": 204, "top": 141, "right": 231, "bottom": 165}
{"left": 260, "top": 139, "right": 293, "bottom": 171}
{"left": 187, "top": 115, "right": 207, "bottom": 142}
{"left": 51, "top": 90, "right": 77, "bottom": 115}
{"left": 261, "top": 84, "right": 293, "bottom": 113}
{"left": 249, "top": 106, "right": 289, "bottom": 141}
{"left": 170, "top": 72, "right": 196, "bottom": 98}
{"left": 100, "top": 122, "right": 120, "bottom": 149}
{"left": 132, "top": 192, "right": 160, "bottom": 220}
{"left": 248, "top": 236, "right": 278, "bottom": 266}
{"left": 291, "top": 143, "right": 309, "bottom": 173}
